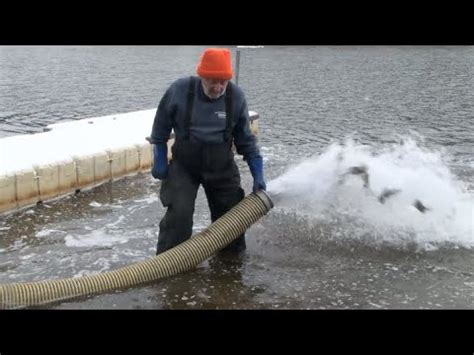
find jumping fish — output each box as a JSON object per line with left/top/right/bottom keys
{"left": 344, "top": 166, "right": 429, "bottom": 213}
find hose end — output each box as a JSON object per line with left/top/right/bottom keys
{"left": 253, "top": 189, "right": 274, "bottom": 211}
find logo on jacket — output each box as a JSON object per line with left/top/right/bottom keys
{"left": 215, "top": 111, "right": 227, "bottom": 119}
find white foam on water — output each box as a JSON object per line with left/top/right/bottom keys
{"left": 133, "top": 195, "right": 159, "bottom": 204}
{"left": 64, "top": 230, "right": 128, "bottom": 248}
{"left": 36, "top": 229, "right": 65, "bottom": 238}
{"left": 105, "top": 215, "right": 126, "bottom": 228}
{"left": 268, "top": 137, "right": 474, "bottom": 249}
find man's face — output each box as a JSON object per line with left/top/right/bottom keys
{"left": 201, "top": 77, "right": 229, "bottom": 99}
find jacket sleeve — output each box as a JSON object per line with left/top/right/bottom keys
{"left": 232, "top": 98, "right": 261, "bottom": 161}
{"left": 149, "top": 87, "right": 174, "bottom": 145}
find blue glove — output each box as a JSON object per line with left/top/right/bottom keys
{"left": 247, "top": 156, "right": 266, "bottom": 193}
{"left": 151, "top": 143, "right": 168, "bottom": 180}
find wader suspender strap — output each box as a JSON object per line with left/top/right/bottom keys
{"left": 224, "top": 83, "right": 233, "bottom": 142}
{"left": 183, "top": 76, "right": 196, "bottom": 141}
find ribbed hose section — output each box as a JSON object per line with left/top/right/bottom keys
{"left": 0, "top": 191, "right": 273, "bottom": 309}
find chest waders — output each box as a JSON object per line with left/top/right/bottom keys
{"left": 156, "top": 77, "right": 246, "bottom": 255}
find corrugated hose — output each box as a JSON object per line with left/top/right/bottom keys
{"left": 0, "top": 190, "right": 273, "bottom": 309}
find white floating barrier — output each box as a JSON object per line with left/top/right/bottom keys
{"left": 0, "top": 109, "right": 260, "bottom": 214}
{"left": 58, "top": 161, "right": 78, "bottom": 195}
{"left": 36, "top": 164, "right": 60, "bottom": 201}
{"left": 0, "top": 174, "right": 17, "bottom": 212}
{"left": 15, "top": 170, "right": 39, "bottom": 209}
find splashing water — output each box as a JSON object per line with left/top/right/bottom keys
{"left": 267, "top": 138, "right": 474, "bottom": 250}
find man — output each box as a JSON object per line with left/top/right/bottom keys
{"left": 149, "top": 48, "right": 266, "bottom": 255}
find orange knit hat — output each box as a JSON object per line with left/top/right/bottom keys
{"left": 197, "top": 48, "right": 233, "bottom": 80}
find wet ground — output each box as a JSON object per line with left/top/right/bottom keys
{"left": 1, "top": 157, "right": 472, "bottom": 309}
